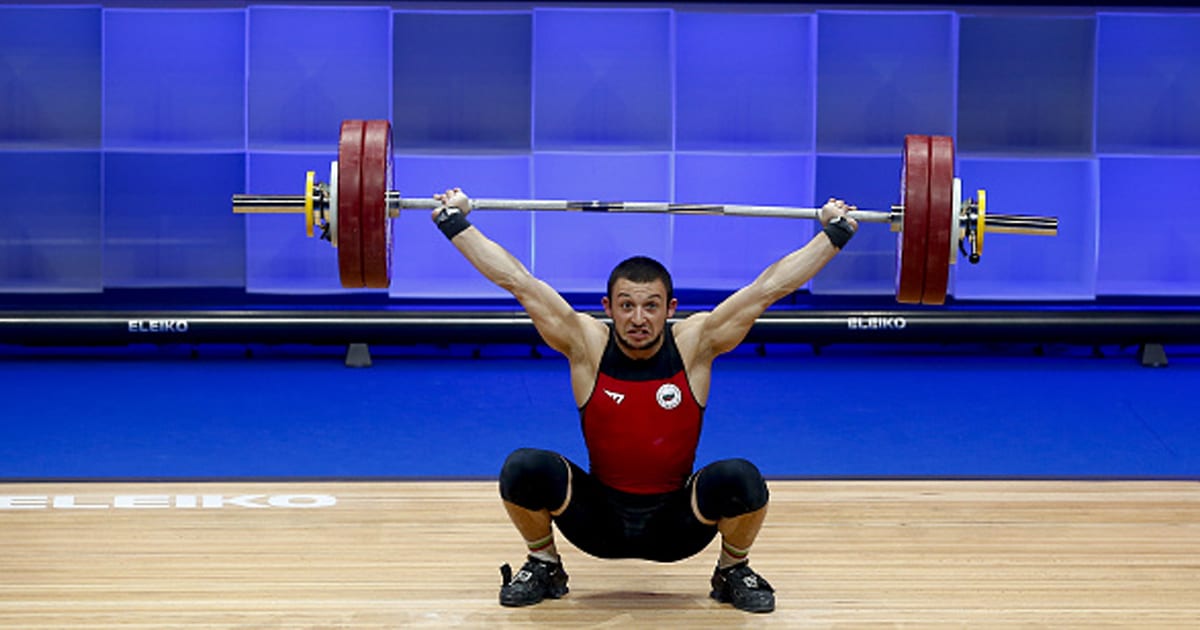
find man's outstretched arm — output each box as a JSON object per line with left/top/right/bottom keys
{"left": 432, "top": 187, "right": 603, "bottom": 359}
{"left": 680, "top": 198, "right": 859, "bottom": 360}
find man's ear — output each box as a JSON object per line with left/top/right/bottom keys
{"left": 601, "top": 296, "right": 612, "bottom": 317}
{"left": 667, "top": 297, "right": 678, "bottom": 318}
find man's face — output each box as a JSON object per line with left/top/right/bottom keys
{"left": 602, "top": 278, "right": 678, "bottom": 357}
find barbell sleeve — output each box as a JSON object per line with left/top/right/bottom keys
{"left": 232, "top": 195, "right": 309, "bottom": 214}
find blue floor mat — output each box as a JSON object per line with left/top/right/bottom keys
{"left": 1, "top": 344, "right": 1196, "bottom": 479}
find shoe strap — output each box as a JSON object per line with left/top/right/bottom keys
{"left": 500, "top": 563, "right": 513, "bottom": 586}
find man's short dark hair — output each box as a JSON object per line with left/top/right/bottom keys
{"left": 607, "top": 256, "right": 674, "bottom": 302}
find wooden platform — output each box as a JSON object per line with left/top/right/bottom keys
{"left": 3, "top": 480, "right": 1198, "bottom": 628}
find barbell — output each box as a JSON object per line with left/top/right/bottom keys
{"left": 232, "top": 119, "right": 1058, "bottom": 305}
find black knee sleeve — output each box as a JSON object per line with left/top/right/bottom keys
{"left": 498, "top": 448, "right": 569, "bottom": 512}
{"left": 694, "top": 458, "right": 769, "bottom": 521}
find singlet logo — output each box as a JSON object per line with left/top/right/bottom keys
{"left": 604, "top": 389, "right": 625, "bottom": 404}
{"left": 656, "top": 383, "right": 682, "bottom": 410}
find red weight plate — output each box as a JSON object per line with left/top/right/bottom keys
{"left": 922, "top": 135, "right": 955, "bottom": 305}
{"left": 337, "top": 120, "right": 365, "bottom": 289}
{"left": 360, "top": 120, "right": 393, "bottom": 289}
{"left": 896, "top": 135, "right": 930, "bottom": 304}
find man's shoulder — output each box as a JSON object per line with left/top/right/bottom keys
{"left": 670, "top": 311, "right": 712, "bottom": 336}
{"left": 572, "top": 313, "right": 610, "bottom": 360}
{"left": 669, "top": 313, "right": 716, "bottom": 364}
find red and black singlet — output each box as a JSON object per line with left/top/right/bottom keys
{"left": 579, "top": 324, "right": 704, "bottom": 494}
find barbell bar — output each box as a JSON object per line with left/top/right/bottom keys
{"left": 231, "top": 119, "right": 1059, "bottom": 305}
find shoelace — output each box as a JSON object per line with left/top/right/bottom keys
{"left": 500, "top": 561, "right": 548, "bottom": 586}
{"left": 725, "top": 566, "right": 774, "bottom": 592}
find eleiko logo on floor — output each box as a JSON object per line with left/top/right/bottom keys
{"left": 0, "top": 494, "right": 337, "bottom": 509}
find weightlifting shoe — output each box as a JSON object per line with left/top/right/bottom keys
{"left": 499, "top": 555, "right": 569, "bottom": 607}
{"left": 710, "top": 560, "right": 775, "bottom": 613}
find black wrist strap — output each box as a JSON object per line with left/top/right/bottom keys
{"left": 435, "top": 208, "right": 472, "bottom": 240}
{"left": 822, "top": 216, "right": 855, "bottom": 249}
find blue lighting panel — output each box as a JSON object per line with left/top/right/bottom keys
{"left": 676, "top": 12, "right": 815, "bottom": 152}
{"left": 1097, "top": 14, "right": 1200, "bottom": 153}
{"left": 0, "top": 7, "right": 101, "bottom": 148}
{"left": 954, "top": 158, "right": 1098, "bottom": 301}
{"left": 389, "top": 155, "right": 533, "bottom": 298}
{"left": 959, "top": 16, "right": 1095, "bottom": 155}
{"left": 0, "top": 152, "right": 102, "bottom": 292}
{"left": 812, "top": 154, "right": 908, "bottom": 296}
{"left": 533, "top": 9, "right": 672, "bottom": 150}
{"left": 393, "top": 12, "right": 531, "bottom": 151}
{"left": 673, "top": 153, "right": 815, "bottom": 290}
{"left": 531, "top": 153, "right": 671, "bottom": 293}
{"left": 104, "top": 9, "right": 244, "bottom": 150}
{"left": 1098, "top": 157, "right": 1200, "bottom": 296}
{"left": 817, "top": 11, "right": 955, "bottom": 152}
{"left": 249, "top": 6, "right": 390, "bottom": 150}
{"left": 104, "top": 153, "right": 245, "bottom": 288}
{"left": 245, "top": 152, "right": 342, "bottom": 294}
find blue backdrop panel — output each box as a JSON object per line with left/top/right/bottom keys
{"left": 3, "top": 3, "right": 1200, "bottom": 302}
{"left": 104, "top": 153, "right": 246, "bottom": 288}
{"left": 532, "top": 9, "right": 672, "bottom": 150}
{"left": 676, "top": 12, "right": 815, "bottom": 152}
{"left": 103, "top": 9, "right": 244, "bottom": 150}
{"left": 673, "top": 153, "right": 815, "bottom": 290}
{"left": 531, "top": 153, "right": 671, "bottom": 293}
{"left": 1097, "top": 14, "right": 1200, "bottom": 154}
{"left": 958, "top": 16, "right": 1095, "bottom": 155}
{"left": 1098, "top": 157, "right": 1200, "bottom": 296}
{"left": 0, "top": 6, "right": 100, "bottom": 149}
{"left": 955, "top": 158, "right": 1098, "bottom": 301}
{"left": 811, "top": 154, "right": 906, "bottom": 296}
{"left": 816, "top": 11, "right": 955, "bottom": 152}
{"left": 245, "top": 152, "right": 343, "bottom": 294}
{"left": 389, "top": 155, "right": 533, "bottom": 298}
{"left": 248, "top": 6, "right": 390, "bottom": 151}
{"left": 393, "top": 11, "right": 531, "bottom": 151}
{"left": 0, "top": 152, "right": 102, "bottom": 292}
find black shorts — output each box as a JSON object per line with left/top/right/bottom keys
{"left": 552, "top": 459, "right": 718, "bottom": 562}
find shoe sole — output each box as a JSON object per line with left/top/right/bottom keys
{"left": 710, "top": 589, "right": 774, "bottom": 613}
{"left": 500, "top": 585, "right": 568, "bottom": 607}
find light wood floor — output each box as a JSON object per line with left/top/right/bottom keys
{"left": 2, "top": 480, "right": 1198, "bottom": 628}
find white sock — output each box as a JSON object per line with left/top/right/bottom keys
{"left": 526, "top": 533, "right": 560, "bottom": 564}
{"left": 718, "top": 539, "right": 750, "bottom": 569}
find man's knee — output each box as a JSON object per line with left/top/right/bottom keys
{"left": 498, "top": 448, "right": 569, "bottom": 511}
{"left": 694, "top": 458, "right": 769, "bottom": 521}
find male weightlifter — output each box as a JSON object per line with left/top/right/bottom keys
{"left": 432, "top": 187, "right": 857, "bottom": 613}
